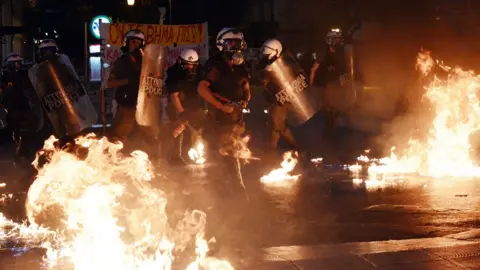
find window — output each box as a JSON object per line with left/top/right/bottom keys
{"left": 89, "top": 56, "right": 101, "bottom": 82}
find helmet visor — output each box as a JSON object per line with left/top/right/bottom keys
{"left": 224, "top": 38, "right": 245, "bottom": 52}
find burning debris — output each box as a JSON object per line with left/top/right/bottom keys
{"left": 188, "top": 141, "right": 206, "bottom": 165}
{"left": 351, "top": 50, "right": 480, "bottom": 188}
{"left": 219, "top": 134, "right": 256, "bottom": 163}
{"left": 0, "top": 193, "right": 14, "bottom": 205}
{"left": 310, "top": 157, "right": 323, "bottom": 166}
{"left": 0, "top": 134, "right": 233, "bottom": 270}
{"left": 261, "top": 151, "right": 301, "bottom": 185}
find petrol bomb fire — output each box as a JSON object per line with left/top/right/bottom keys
{"left": 261, "top": 151, "right": 301, "bottom": 185}
{"left": 0, "top": 134, "right": 233, "bottom": 270}
{"left": 350, "top": 50, "right": 480, "bottom": 188}
{"left": 188, "top": 141, "right": 206, "bottom": 165}
{"left": 219, "top": 134, "right": 256, "bottom": 162}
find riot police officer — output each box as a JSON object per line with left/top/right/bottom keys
{"left": 108, "top": 29, "right": 145, "bottom": 143}
{"left": 309, "top": 28, "right": 356, "bottom": 135}
{"left": 257, "top": 38, "right": 320, "bottom": 176}
{"left": 309, "top": 28, "right": 347, "bottom": 87}
{"left": 197, "top": 27, "right": 251, "bottom": 180}
{"left": 1, "top": 52, "right": 45, "bottom": 165}
{"left": 29, "top": 39, "right": 97, "bottom": 146}
{"left": 166, "top": 49, "right": 203, "bottom": 164}
{"left": 258, "top": 39, "right": 300, "bottom": 155}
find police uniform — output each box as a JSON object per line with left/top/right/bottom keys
{"left": 165, "top": 62, "right": 204, "bottom": 163}
{"left": 201, "top": 54, "right": 250, "bottom": 155}
{"left": 314, "top": 46, "right": 348, "bottom": 88}
{"left": 314, "top": 46, "right": 355, "bottom": 133}
{"left": 109, "top": 52, "right": 142, "bottom": 141}
{"left": 259, "top": 61, "right": 299, "bottom": 152}
{"left": 1, "top": 67, "right": 47, "bottom": 162}
{"left": 166, "top": 62, "right": 203, "bottom": 119}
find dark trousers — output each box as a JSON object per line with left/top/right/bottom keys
{"left": 169, "top": 108, "right": 206, "bottom": 162}
{"left": 268, "top": 103, "right": 298, "bottom": 151}
{"left": 203, "top": 108, "right": 247, "bottom": 190}
{"left": 110, "top": 103, "right": 161, "bottom": 159}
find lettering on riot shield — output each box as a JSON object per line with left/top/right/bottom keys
{"left": 42, "top": 83, "right": 84, "bottom": 112}
{"left": 275, "top": 73, "right": 308, "bottom": 104}
{"left": 141, "top": 74, "right": 163, "bottom": 96}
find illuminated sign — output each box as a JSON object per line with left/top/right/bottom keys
{"left": 89, "top": 44, "right": 101, "bottom": 54}
{"left": 90, "top": 15, "right": 112, "bottom": 39}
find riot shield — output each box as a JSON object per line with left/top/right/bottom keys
{"left": 323, "top": 45, "right": 359, "bottom": 112}
{"left": 28, "top": 56, "right": 98, "bottom": 139}
{"left": 135, "top": 44, "right": 167, "bottom": 136}
{"left": 264, "top": 51, "right": 319, "bottom": 126}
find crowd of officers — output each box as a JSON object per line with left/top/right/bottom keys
{"left": 108, "top": 27, "right": 354, "bottom": 166}
{"left": 0, "top": 41, "right": 62, "bottom": 164}
{"left": 0, "top": 26, "right": 356, "bottom": 187}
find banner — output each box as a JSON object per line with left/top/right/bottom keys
{"left": 99, "top": 22, "right": 208, "bottom": 87}
{"left": 107, "top": 23, "right": 205, "bottom": 46}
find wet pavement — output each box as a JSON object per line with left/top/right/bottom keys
{"left": 169, "top": 159, "right": 480, "bottom": 248}
{"left": 249, "top": 236, "right": 480, "bottom": 269}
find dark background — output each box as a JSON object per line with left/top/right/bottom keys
{"left": 19, "top": 0, "right": 480, "bottom": 62}
{"left": 22, "top": 0, "right": 253, "bottom": 61}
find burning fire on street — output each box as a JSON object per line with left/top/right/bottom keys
{"left": 260, "top": 151, "right": 301, "bottom": 185}
{"left": 350, "top": 49, "right": 480, "bottom": 189}
{"left": 189, "top": 141, "right": 206, "bottom": 165}
{"left": 0, "top": 134, "right": 233, "bottom": 269}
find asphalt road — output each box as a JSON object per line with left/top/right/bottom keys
{"left": 0, "top": 112, "right": 477, "bottom": 251}
{"left": 0, "top": 91, "right": 478, "bottom": 261}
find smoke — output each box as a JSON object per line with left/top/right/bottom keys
{"left": 351, "top": 19, "right": 480, "bottom": 156}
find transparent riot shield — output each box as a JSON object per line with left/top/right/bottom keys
{"left": 28, "top": 56, "right": 98, "bottom": 139}
{"left": 135, "top": 44, "right": 167, "bottom": 137}
{"left": 323, "top": 45, "right": 359, "bottom": 113}
{"left": 264, "top": 51, "right": 319, "bottom": 126}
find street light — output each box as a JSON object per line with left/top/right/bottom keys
{"left": 127, "top": 0, "right": 135, "bottom": 6}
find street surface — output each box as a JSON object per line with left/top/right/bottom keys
{"left": 0, "top": 92, "right": 478, "bottom": 268}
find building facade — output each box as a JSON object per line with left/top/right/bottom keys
{"left": 0, "top": 0, "right": 29, "bottom": 62}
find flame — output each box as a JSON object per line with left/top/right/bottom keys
{"left": 188, "top": 141, "right": 206, "bottom": 165}
{"left": 0, "top": 134, "right": 233, "bottom": 269}
{"left": 415, "top": 48, "right": 434, "bottom": 76}
{"left": 0, "top": 193, "right": 15, "bottom": 206}
{"left": 260, "top": 151, "right": 301, "bottom": 184}
{"left": 310, "top": 157, "right": 323, "bottom": 165}
{"left": 351, "top": 50, "right": 480, "bottom": 188}
{"left": 219, "top": 134, "right": 257, "bottom": 162}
